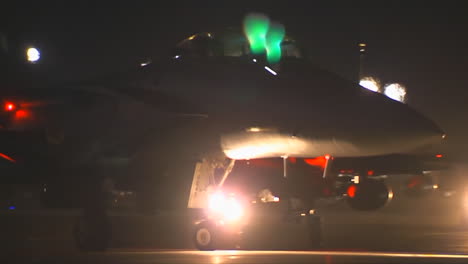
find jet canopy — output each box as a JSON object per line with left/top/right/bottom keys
{"left": 173, "top": 30, "right": 302, "bottom": 61}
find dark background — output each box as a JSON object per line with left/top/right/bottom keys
{"left": 1, "top": 1, "right": 467, "bottom": 160}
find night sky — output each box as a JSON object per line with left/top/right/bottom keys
{"left": 2, "top": 2, "right": 468, "bottom": 160}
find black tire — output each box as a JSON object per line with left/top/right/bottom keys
{"left": 73, "top": 213, "right": 111, "bottom": 251}
{"left": 308, "top": 215, "right": 322, "bottom": 248}
{"left": 193, "top": 221, "right": 216, "bottom": 251}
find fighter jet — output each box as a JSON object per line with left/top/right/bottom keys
{"left": 0, "top": 27, "right": 444, "bottom": 250}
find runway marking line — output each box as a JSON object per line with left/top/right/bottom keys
{"left": 105, "top": 249, "right": 468, "bottom": 259}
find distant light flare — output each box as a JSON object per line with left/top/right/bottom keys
{"left": 384, "top": 83, "right": 407, "bottom": 103}
{"left": 359, "top": 77, "right": 381, "bottom": 93}
{"left": 26, "top": 47, "right": 40, "bottom": 62}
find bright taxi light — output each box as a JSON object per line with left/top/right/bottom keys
{"left": 463, "top": 193, "right": 468, "bottom": 208}
{"left": 208, "top": 192, "right": 226, "bottom": 212}
{"left": 208, "top": 192, "right": 244, "bottom": 221}
{"left": 224, "top": 199, "right": 243, "bottom": 221}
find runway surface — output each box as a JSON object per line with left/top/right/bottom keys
{"left": 3, "top": 192, "right": 468, "bottom": 263}
{"left": 19, "top": 250, "right": 468, "bottom": 264}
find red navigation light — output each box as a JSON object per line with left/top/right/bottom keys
{"left": 304, "top": 155, "right": 332, "bottom": 170}
{"left": 435, "top": 154, "right": 443, "bottom": 158}
{"left": 407, "top": 175, "right": 423, "bottom": 188}
{"left": 5, "top": 102, "right": 15, "bottom": 111}
{"left": 15, "top": 109, "right": 29, "bottom": 119}
{"left": 0, "top": 153, "right": 15, "bottom": 163}
{"left": 367, "top": 170, "right": 375, "bottom": 176}
{"left": 304, "top": 156, "right": 327, "bottom": 169}
{"left": 347, "top": 184, "right": 357, "bottom": 198}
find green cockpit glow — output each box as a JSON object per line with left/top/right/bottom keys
{"left": 265, "top": 23, "right": 285, "bottom": 64}
{"left": 243, "top": 14, "right": 270, "bottom": 54}
{"left": 243, "top": 13, "right": 286, "bottom": 64}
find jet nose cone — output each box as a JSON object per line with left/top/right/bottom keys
{"left": 357, "top": 92, "right": 445, "bottom": 154}
{"left": 405, "top": 109, "right": 445, "bottom": 138}
{"left": 387, "top": 98, "right": 443, "bottom": 136}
